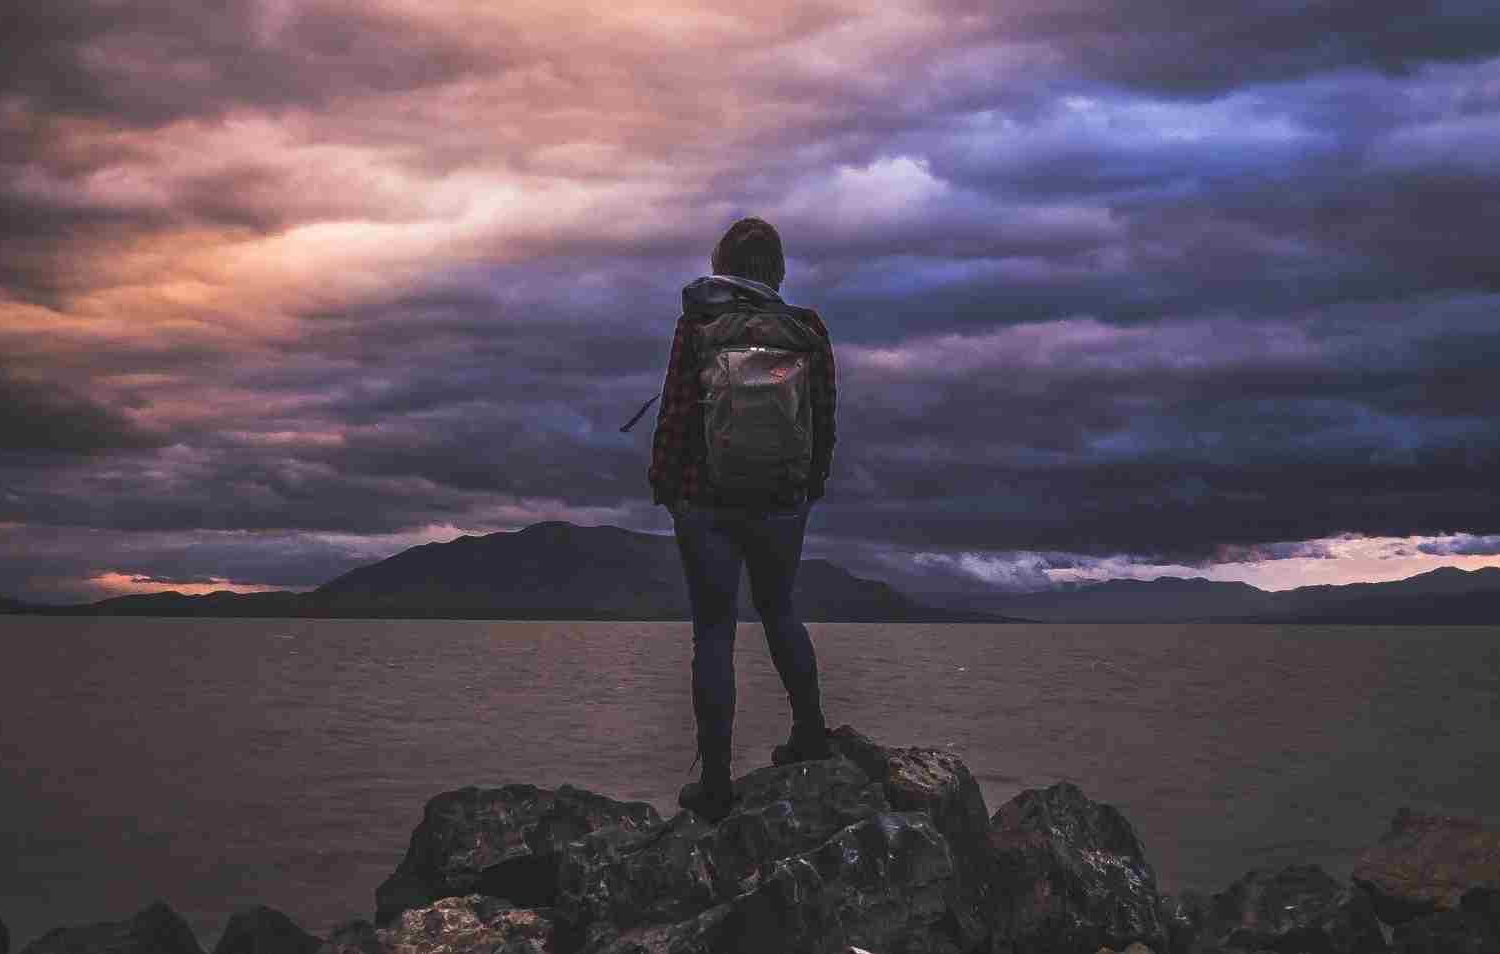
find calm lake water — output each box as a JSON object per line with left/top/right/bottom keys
{"left": 1, "top": 617, "right": 1497, "bottom": 949}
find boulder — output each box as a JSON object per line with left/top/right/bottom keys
{"left": 1390, "top": 886, "right": 1500, "bottom": 954}
{"left": 1156, "top": 891, "right": 1208, "bottom": 954}
{"left": 580, "top": 812, "right": 967, "bottom": 954}
{"left": 212, "top": 906, "right": 321, "bottom": 954}
{"left": 1352, "top": 807, "right": 1500, "bottom": 925}
{"left": 713, "top": 811, "right": 965, "bottom": 954}
{"left": 827, "top": 726, "right": 993, "bottom": 948}
{"left": 554, "top": 756, "right": 889, "bottom": 938}
{"left": 318, "top": 897, "right": 551, "bottom": 954}
{"left": 19, "top": 901, "right": 204, "bottom": 954}
{"left": 1187, "top": 864, "right": 1385, "bottom": 954}
{"left": 375, "top": 783, "right": 661, "bottom": 925}
{"left": 986, "top": 781, "right": 1167, "bottom": 954}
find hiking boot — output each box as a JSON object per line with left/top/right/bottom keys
{"left": 678, "top": 742, "right": 738, "bottom": 822}
{"left": 771, "top": 723, "right": 833, "bottom": 766}
{"left": 677, "top": 777, "right": 737, "bottom": 822}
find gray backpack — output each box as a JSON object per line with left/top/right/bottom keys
{"left": 693, "top": 302, "right": 826, "bottom": 500}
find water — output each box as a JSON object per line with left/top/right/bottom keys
{"left": 1, "top": 617, "right": 1497, "bottom": 949}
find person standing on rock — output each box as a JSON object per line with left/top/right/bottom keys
{"left": 647, "top": 216, "right": 837, "bottom": 821}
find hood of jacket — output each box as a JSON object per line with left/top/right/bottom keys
{"left": 682, "top": 274, "right": 783, "bottom": 316}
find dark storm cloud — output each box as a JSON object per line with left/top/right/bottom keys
{"left": 0, "top": 367, "right": 165, "bottom": 453}
{"left": 776, "top": 59, "right": 1500, "bottom": 341}
{"left": 984, "top": 0, "right": 1500, "bottom": 97}
{"left": 0, "top": 262, "right": 671, "bottom": 540}
{"left": 810, "top": 292, "right": 1500, "bottom": 560}
{"left": 0, "top": 0, "right": 483, "bottom": 127}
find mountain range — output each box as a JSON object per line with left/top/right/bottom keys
{"left": 3, "top": 521, "right": 1497, "bottom": 623}
{"left": 0, "top": 521, "right": 1006, "bottom": 622}
{"left": 911, "top": 565, "right": 1500, "bottom": 624}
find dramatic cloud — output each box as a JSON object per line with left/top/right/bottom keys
{"left": 4, "top": 0, "right": 1500, "bottom": 601}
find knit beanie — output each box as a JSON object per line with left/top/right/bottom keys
{"left": 710, "top": 217, "right": 785, "bottom": 290}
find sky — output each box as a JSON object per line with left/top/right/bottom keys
{"left": 3, "top": 1, "right": 1500, "bottom": 604}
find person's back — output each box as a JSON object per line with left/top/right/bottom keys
{"left": 648, "top": 216, "right": 837, "bottom": 821}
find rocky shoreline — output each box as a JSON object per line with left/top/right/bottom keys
{"left": 10, "top": 726, "right": 1500, "bottom": 954}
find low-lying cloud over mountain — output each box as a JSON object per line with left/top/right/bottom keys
{"left": 4, "top": 2, "right": 1500, "bottom": 603}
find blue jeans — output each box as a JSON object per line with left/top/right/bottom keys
{"left": 672, "top": 499, "right": 824, "bottom": 761}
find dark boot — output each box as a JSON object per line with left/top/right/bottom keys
{"left": 678, "top": 739, "right": 738, "bottom": 822}
{"left": 771, "top": 719, "right": 833, "bottom": 766}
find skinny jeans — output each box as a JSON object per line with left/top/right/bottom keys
{"left": 671, "top": 499, "right": 824, "bottom": 758}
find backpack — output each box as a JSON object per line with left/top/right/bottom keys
{"left": 692, "top": 300, "right": 826, "bottom": 503}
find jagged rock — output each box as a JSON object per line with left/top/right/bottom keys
{"left": 1461, "top": 884, "right": 1500, "bottom": 921}
{"left": 713, "top": 812, "right": 966, "bottom": 954}
{"left": 212, "top": 906, "right": 321, "bottom": 954}
{"left": 317, "top": 897, "right": 551, "bottom": 954}
{"left": 19, "top": 901, "right": 204, "bottom": 954}
{"left": 555, "top": 757, "right": 889, "bottom": 942}
{"left": 1187, "top": 864, "right": 1386, "bottom": 954}
{"left": 1390, "top": 886, "right": 1500, "bottom": 953}
{"left": 1392, "top": 910, "right": 1497, "bottom": 953}
{"left": 826, "top": 726, "right": 993, "bottom": 948}
{"left": 578, "top": 812, "right": 967, "bottom": 954}
{"left": 1155, "top": 892, "right": 1207, "bottom": 954}
{"left": 569, "top": 906, "right": 730, "bottom": 954}
{"left": 985, "top": 781, "right": 1167, "bottom": 954}
{"left": 375, "top": 783, "right": 661, "bottom": 925}
{"left": 1351, "top": 807, "right": 1500, "bottom": 925}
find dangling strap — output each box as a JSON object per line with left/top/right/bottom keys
{"left": 619, "top": 393, "right": 660, "bottom": 432}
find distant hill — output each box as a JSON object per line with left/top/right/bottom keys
{"left": 917, "top": 565, "right": 1500, "bottom": 624}
{"left": 3, "top": 521, "right": 1009, "bottom": 622}
{"left": 8, "top": 525, "right": 1496, "bottom": 623}
{"left": 0, "top": 595, "right": 37, "bottom": 614}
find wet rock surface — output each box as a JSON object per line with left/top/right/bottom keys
{"left": 986, "top": 781, "right": 1168, "bottom": 954}
{"left": 375, "top": 783, "right": 662, "bottom": 926}
{"left": 1186, "top": 863, "right": 1386, "bottom": 954}
{"left": 212, "top": 906, "right": 322, "bottom": 954}
{"left": 1351, "top": 808, "right": 1500, "bottom": 925}
{"left": 19, "top": 901, "right": 204, "bottom": 954}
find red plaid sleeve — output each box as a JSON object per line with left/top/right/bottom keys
{"left": 804, "top": 309, "right": 837, "bottom": 500}
{"left": 648, "top": 314, "right": 700, "bottom": 505}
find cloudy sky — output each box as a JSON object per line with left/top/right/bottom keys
{"left": 4, "top": 1, "right": 1500, "bottom": 604}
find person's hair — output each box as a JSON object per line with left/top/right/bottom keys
{"left": 711, "top": 217, "right": 785, "bottom": 290}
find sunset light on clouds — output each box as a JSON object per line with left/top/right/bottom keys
{"left": 4, "top": 1, "right": 1500, "bottom": 603}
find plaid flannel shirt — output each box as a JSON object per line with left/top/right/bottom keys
{"left": 648, "top": 307, "right": 836, "bottom": 506}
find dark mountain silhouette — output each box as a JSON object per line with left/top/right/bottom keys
{"left": 918, "top": 576, "right": 1281, "bottom": 622}
{"left": 1, "top": 521, "right": 1008, "bottom": 622}
{"left": 5, "top": 525, "right": 1496, "bottom": 622}
{"left": 917, "top": 565, "right": 1500, "bottom": 623}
